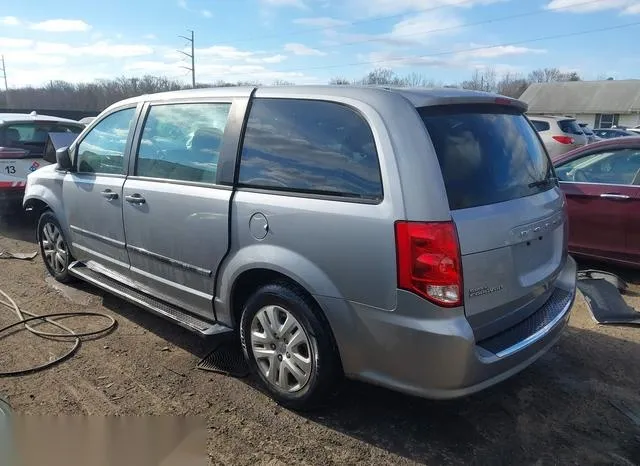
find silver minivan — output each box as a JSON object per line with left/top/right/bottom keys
{"left": 23, "top": 86, "right": 577, "bottom": 410}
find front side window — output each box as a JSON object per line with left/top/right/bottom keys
{"left": 136, "top": 102, "right": 231, "bottom": 184}
{"left": 76, "top": 108, "right": 136, "bottom": 175}
{"left": 555, "top": 148, "right": 640, "bottom": 185}
{"left": 238, "top": 98, "right": 382, "bottom": 201}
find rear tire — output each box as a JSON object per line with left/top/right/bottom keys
{"left": 37, "top": 211, "right": 75, "bottom": 283}
{"left": 240, "top": 281, "right": 342, "bottom": 411}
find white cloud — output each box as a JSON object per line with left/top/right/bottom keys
{"left": 30, "top": 19, "right": 91, "bottom": 32}
{"left": 0, "top": 37, "right": 33, "bottom": 48}
{"left": 261, "top": 0, "right": 306, "bottom": 6}
{"left": 196, "top": 45, "right": 254, "bottom": 59}
{"left": 144, "top": 34, "right": 157, "bottom": 40}
{"left": 457, "top": 44, "right": 547, "bottom": 59}
{"left": 178, "top": 0, "right": 188, "bottom": 8}
{"left": 546, "top": 0, "right": 640, "bottom": 14}
{"left": 284, "top": 43, "right": 326, "bottom": 55}
{"left": 0, "top": 16, "right": 20, "bottom": 26}
{"left": 293, "top": 16, "right": 348, "bottom": 27}
{"left": 389, "top": 11, "right": 463, "bottom": 42}
{"left": 202, "top": 9, "right": 213, "bottom": 17}
{"left": 247, "top": 54, "right": 288, "bottom": 64}
{"left": 348, "top": 0, "right": 507, "bottom": 16}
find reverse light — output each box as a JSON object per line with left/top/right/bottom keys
{"left": 395, "top": 221, "right": 463, "bottom": 308}
{"left": 552, "top": 135, "right": 574, "bottom": 145}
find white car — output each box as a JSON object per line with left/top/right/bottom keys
{"left": 0, "top": 112, "right": 84, "bottom": 211}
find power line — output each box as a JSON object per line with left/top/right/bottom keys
{"left": 214, "top": 0, "right": 606, "bottom": 48}
{"left": 178, "top": 30, "right": 196, "bottom": 88}
{"left": 233, "top": 20, "right": 640, "bottom": 77}
{"left": 306, "top": 0, "right": 607, "bottom": 52}
{"left": 218, "top": 0, "right": 480, "bottom": 46}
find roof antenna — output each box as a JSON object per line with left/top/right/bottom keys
{"left": 30, "top": 111, "right": 37, "bottom": 116}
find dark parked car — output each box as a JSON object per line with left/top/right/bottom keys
{"left": 592, "top": 128, "right": 636, "bottom": 139}
{"left": 553, "top": 137, "right": 640, "bottom": 268}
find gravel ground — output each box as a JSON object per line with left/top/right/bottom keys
{"left": 1, "top": 213, "right": 639, "bottom": 465}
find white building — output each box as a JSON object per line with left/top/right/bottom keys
{"left": 520, "top": 79, "right": 640, "bottom": 129}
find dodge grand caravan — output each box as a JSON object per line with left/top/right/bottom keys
{"left": 23, "top": 86, "right": 577, "bottom": 409}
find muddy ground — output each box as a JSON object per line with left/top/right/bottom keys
{"left": 0, "top": 213, "right": 639, "bottom": 465}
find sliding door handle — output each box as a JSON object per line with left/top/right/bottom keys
{"left": 125, "top": 194, "right": 146, "bottom": 205}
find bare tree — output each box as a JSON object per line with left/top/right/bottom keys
{"left": 461, "top": 68, "right": 497, "bottom": 93}
{"left": 528, "top": 67, "right": 581, "bottom": 83}
{"left": 496, "top": 72, "right": 529, "bottom": 98}
{"left": 329, "top": 77, "right": 352, "bottom": 85}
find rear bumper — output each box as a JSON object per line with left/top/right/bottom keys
{"left": 319, "top": 255, "right": 577, "bottom": 400}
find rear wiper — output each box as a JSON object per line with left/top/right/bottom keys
{"left": 528, "top": 177, "right": 557, "bottom": 189}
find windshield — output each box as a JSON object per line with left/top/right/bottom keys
{"left": 419, "top": 104, "right": 553, "bottom": 211}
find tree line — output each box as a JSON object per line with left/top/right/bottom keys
{"left": 0, "top": 67, "right": 583, "bottom": 113}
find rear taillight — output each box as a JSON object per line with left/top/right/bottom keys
{"left": 552, "top": 135, "right": 574, "bottom": 145}
{"left": 395, "top": 221, "right": 463, "bottom": 308}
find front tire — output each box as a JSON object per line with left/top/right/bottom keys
{"left": 240, "top": 281, "right": 341, "bottom": 411}
{"left": 37, "top": 211, "right": 74, "bottom": 283}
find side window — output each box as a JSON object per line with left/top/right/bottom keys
{"left": 556, "top": 149, "right": 640, "bottom": 185}
{"left": 136, "top": 102, "right": 231, "bottom": 184}
{"left": 530, "top": 120, "right": 550, "bottom": 132}
{"left": 77, "top": 108, "right": 136, "bottom": 175}
{"left": 238, "top": 98, "right": 382, "bottom": 201}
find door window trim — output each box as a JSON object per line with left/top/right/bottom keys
{"left": 556, "top": 146, "right": 640, "bottom": 187}
{"left": 71, "top": 102, "right": 144, "bottom": 177}
{"left": 235, "top": 97, "right": 385, "bottom": 204}
{"left": 127, "top": 99, "right": 238, "bottom": 188}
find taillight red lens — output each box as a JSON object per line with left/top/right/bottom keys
{"left": 552, "top": 135, "right": 574, "bottom": 145}
{"left": 395, "top": 221, "right": 463, "bottom": 307}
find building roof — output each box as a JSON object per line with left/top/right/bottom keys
{"left": 520, "top": 80, "right": 640, "bottom": 114}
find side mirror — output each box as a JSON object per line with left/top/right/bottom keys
{"left": 56, "top": 147, "right": 73, "bottom": 171}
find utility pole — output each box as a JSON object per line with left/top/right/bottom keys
{"left": 1, "top": 55, "right": 7, "bottom": 92}
{"left": 178, "top": 30, "right": 195, "bottom": 88}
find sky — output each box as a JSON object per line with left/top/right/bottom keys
{"left": 1, "top": 0, "right": 639, "bottom": 87}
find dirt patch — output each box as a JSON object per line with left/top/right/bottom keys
{"left": 1, "top": 213, "right": 640, "bottom": 465}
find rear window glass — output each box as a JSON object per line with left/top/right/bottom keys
{"left": 558, "top": 119, "right": 584, "bottom": 135}
{"left": 2, "top": 122, "right": 83, "bottom": 156}
{"left": 530, "top": 120, "right": 550, "bottom": 132}
{"left": 238, "top": 98, "right": 382, "bottom": 201}
{"left": 419, "top": 104, "right": 553, "bottom": 211}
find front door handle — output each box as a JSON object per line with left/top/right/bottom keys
{"left": 125, "top": 194, "right": 146, "bottom": 205}
{"left": 600, "top": 193, "right": 630, "bottom": 200}
{"left": 101, "top": 189, "right": 118, "bottom": 201}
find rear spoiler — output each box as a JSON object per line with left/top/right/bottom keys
{"left": 43, "top": 132, "right": 79, "bottom": 164}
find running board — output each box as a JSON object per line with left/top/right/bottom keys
{"left": 68, "top": 262, "right": 232, "bottom": 337}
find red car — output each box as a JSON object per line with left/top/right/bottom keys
{"left": 553, "top": 137, "right": 640, "bottom": 268}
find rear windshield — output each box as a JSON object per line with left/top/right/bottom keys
{"left": 1, "top": 122, "right": 83, "bottom": 156}
{"left": 558, "top": 119, "right": 584, "bottom": 135}
{"left": 419, "top": 104, "right": 553, "bottom": 211}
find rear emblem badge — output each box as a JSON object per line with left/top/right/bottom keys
{"left": 469, "top": 284, "right": 504, "bottom": 298}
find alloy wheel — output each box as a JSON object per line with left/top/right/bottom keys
{"left": 41, "top": 222, "right": 68, "bottom": 274}
{"left": 250, "top": 305, "right": 313, "bottom": 393}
